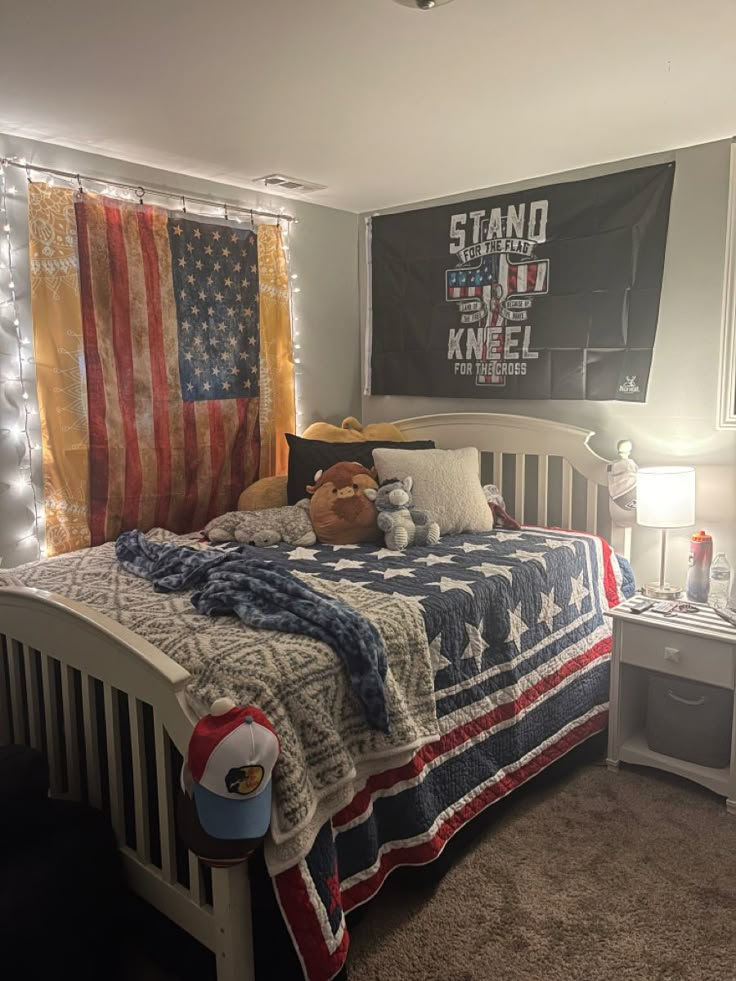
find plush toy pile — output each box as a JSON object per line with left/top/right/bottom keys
{"left": 225, "top": 417, "right": 472, "bottom": 550}
{"left": 213, "top": 416, "right": 527, "bottom": 551}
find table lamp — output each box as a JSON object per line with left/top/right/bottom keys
{"left": 636, "top": 465, "right": 695, "bottom": 599}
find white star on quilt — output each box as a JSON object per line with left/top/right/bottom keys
{"left": 468, "top": 563, "right": 513, "bottom": 582}
{"left": 543, "top": 538, "right": 578, "bottom": 554}
{"left": 537, "top": 588, "right": 562, "bottom": 632}
{"left": 382, "top": 568, "right": 415, "bottom": 580}
{"left": 493, "top": 531, "right": 525, "bottom": 541}
{"left": 331, "top": 544, "right": 360, "bottom": 551}
{"left": 506, "top": 602, "right": 529, "bottom": 651}
{"left": 454, "top": 542, "right": 490, "bottom": 554}
{"left": 413, "top": 553, "right": 455, "bottom": 567}
{"left": 390, "top": 591, "right": 427, "bottom": 608}
{"left": 429, "top": 633, "right": 451, "bottom": 674}
{"left": 428, "top": 577, "right": 475, "bottom": 596}
{"left": 569, "top": 571, "right": 590, "bottom": 614}
{"left": 461, "top": 619, "right": 486, "bottom": 671}
{"left": 508, "top": 549, "right": 548, "bottom": 570}
{"left": 287, "top": 547, "right": 319, "bottom": 561}
{"left": 374, "top": 547, "right": 404, "bottom": 560}
{"left": 338, "top": 578, "right": 371, "bottom": 588}
{"left": 326, "top": 558, "right": 365, "bottom": 571}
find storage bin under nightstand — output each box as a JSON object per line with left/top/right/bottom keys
{"left": 606, "top": 600, "right": 736, "bottom": 813}
{"left": 646, "top": 675, "right": 732, "bottom": 769}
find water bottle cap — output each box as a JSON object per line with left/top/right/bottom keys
{"left": 691, "top": 529, "right": 712, "bottom": 542}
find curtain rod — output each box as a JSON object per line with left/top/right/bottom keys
{"left": 0, "top": 157, "right": 298, "bottom": 224}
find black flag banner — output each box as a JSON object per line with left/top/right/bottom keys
{"left": 368, "top": 163, "right": 674, "bottom": 402}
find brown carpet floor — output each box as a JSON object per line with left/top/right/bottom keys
{"left": 346, "top": 764, "right": 736, "bottom": 981}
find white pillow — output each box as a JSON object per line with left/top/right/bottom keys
{"left": 372, "top": 446, "right": 493, "bottom": 536}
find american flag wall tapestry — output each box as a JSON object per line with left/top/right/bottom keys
{"left": 367, "top": 163, "right": 674, "bottom": 402}
{"left": 29, "top": 183, "right": 294, "bottom": 556}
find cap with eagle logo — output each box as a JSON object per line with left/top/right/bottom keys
{"left": 183, "top": 698, "right": 280, "bottom": 840}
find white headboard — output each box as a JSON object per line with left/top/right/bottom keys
{"left": 393, "top": 412, "right": 632, "bottom": 559}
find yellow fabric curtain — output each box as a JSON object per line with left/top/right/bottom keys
{"left": 28, "top": 183, "right": 91, "bottom": 556}
{"left": 257, "top": 224, "right": 295, "bottom": 477}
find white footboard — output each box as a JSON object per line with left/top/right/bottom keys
{"left": 0, "top": 586, "right": 254, "bottom": 981}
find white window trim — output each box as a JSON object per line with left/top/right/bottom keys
{"left": 717, "top": 141, "right": 736, "bottom": 429}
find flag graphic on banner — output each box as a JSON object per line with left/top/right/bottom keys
{"left": 446, "top": 255, "right": 548, "bottom": 302}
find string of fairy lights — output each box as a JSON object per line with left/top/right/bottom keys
{"left": 0, "top": 156, "right": 304, "bottom": 563}
{"left": 0, "top": 161, "right": 44, "bottom": 559}
{"left": 283, "top": 219, "right": 304, "bottom": 422}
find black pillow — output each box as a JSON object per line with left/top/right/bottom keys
{"left": 285, "top": 433, "right": 435, "bottom": 505}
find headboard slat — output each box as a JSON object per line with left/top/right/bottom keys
{"left": 492, "top": 452, "right": 503, "bottom": 491}
{"left": 537, "top": 454, "right": 549, "bottom": 527}
{"left": 514, "top": 456, "right": 526, "bottom": 525}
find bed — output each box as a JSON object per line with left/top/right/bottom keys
{"left": 0, "top": 412, "right": 635, "bottom": 981}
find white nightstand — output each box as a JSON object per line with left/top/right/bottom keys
{"left": 607, "top": 599, "right": 736, "bottom": 813}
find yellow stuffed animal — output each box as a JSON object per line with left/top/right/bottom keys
{"left": 301, "top": 416, "right": 407, "bottom": 443}
{"left": 238, "top": 418, "right": 406, "bottom": 511}
{"left": 238, "top": 475, "right": 288, "bottom": 511}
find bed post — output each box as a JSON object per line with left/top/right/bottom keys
{"left": 211, "top": 861, "right": 255, "bottom": 981}
{"left": 607, "top": 439, "right": 637, "bottom": 562}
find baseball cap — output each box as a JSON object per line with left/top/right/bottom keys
{"left": 176, "top": 790, "right": 262, "bottom": 867}
{"left": 182, "top": 697, "right": 280, "bottom": 841}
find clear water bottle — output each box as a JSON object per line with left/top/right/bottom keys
{"left": 709, "top": 553, "right": 732, "bottom": 609}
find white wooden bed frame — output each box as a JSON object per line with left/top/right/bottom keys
{"left": 0, "top": 412, "right": 632, "bottom": 981}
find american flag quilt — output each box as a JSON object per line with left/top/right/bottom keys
{"left": 258, "top": 527, "right": 635, "bottom": 981}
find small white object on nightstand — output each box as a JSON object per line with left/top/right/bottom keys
{"left": 607, "top": 598, "right": 736, "bottom": 814}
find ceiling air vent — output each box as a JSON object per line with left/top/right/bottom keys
{"left": 252, "top": 173, "right": 327, "bottom": 194}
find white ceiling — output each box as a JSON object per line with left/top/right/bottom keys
{"left": 0, "top": 0, "right": 734, "bottom": 213}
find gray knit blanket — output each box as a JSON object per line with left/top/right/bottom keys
{"left": 0, "top": 530, "right": 438, "bottom": 872}
{"left": 115, "top": 530, "right": 390, "bottom": 731}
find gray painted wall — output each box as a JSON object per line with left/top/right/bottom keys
{"left": 2, "top": 132, "right": 733, "bottom": 586}
{"left": 360, "top": 140, "right": 736, "bottom": 585}
{"left": 0, "top": 133, "right": 360, "bottom": 567}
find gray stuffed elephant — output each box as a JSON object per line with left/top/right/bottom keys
{"left": 364, "top": 477, "right": 440, "bottom": 551}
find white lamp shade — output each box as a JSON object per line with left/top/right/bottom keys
{"left": 636, "top": 466, "right": 695, "bottom": 528}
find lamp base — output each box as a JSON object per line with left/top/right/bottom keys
{"left": 641, "top": 582, "right": 682, "bottom": 600}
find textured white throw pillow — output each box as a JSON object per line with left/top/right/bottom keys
{"left": 372, "top": 446, "right": 493, "bottom": 537}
